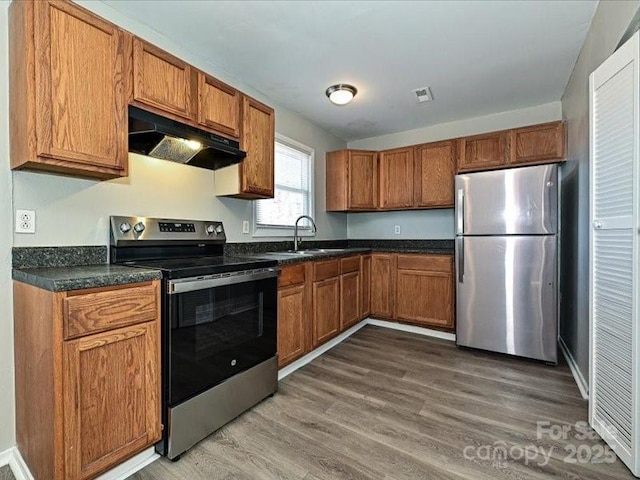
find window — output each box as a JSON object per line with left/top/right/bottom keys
{"left": 254, "top": 134, "right": 314, "bottom": 236}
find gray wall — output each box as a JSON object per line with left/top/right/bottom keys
{"left": 559, "top": 0, "right": 640, "bottom": 389}
{"left": 0, "top": 0, "right": 15, "bottom": 453}
{"left": 346, "top": 102, "right": 562, "bottom": 239}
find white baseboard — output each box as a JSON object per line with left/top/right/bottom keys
{"left": 0, "top": 445, "right": 158, "bottom": 480}
{"left": 278, "top": 319, "right": 369, "bottom": 380}
{"left": 366, "top": 318, "right": 457, "bottom": 342}
{"left": 559, "top": 336, "right": 589, "bottom": 400}
{"left": 0, "top": 447, "right": 34, "bottom": 480}
{"left": 96, "top": 447, "right": 159, "bottom": 480}
{"left": 278, "top": 318, "right": 456, "bottom": 380}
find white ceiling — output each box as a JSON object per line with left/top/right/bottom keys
{"left": 101, "top": 0, "right": 598, "bottom": 142}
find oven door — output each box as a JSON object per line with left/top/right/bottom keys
{"left": 166, "top": 268, "right": 278, "bottom": 406}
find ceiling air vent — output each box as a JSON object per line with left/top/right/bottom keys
{"left": 412, "top": 86, "right": 433, "bottom": 103}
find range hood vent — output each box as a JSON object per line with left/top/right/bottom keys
{"left": 128, "top": 106, "right": 246, "bottom": 171}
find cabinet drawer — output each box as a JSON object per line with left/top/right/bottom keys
{"left": 64, "top": 282, "right": 159, "bottom": 339}
{"left": 340, "top": 256, "right": 361, "bottom": 274}
{"left": 313, "top": 259, "right": 340, "bottom": 281}
{"left": 279, "top": 263, "right": 306, "bottom": 288}
{"left": 396, "top": 254, "right": 452, "bottom": 273}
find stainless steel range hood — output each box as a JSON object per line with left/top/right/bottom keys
{"left": 128, "top": 106, "right": 246, "bottom": 170}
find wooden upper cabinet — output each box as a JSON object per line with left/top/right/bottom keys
{"left": 413, "top": 141, "right": 455, "bottom": 208}
{"left": 10, "top": 0, "right": 128, "bottom": 179}
{"left": 394, "top": 255, "right": 455, "bottom": 331}
{"left": 239, "top": 95, "right": 276, "bottom": 198}
{"left": 197, "top": 73, "right": 241, "bottom": 138}
{"left": 326, "top": 149, "right": 378, "bottom": 211}
{"left": 457, "top": 130, "right": 509, "bottom": 172}
{"left": 509, "top": 121, "right": 566, "bottom": 165}
{"left": 132, "top": 38, "right": 196, "bottom": 120}
{"left": 379, "top": 147, "right": 414, "bottom": 209}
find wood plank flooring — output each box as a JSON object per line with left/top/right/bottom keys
{"left": 127, "top": 326, "right": 635, "bottom": 480}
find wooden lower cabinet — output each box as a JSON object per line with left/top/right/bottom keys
{"left": 369, "top": 253, "right": 455, "bottom": 332}
{"left": 14, "top": 280, "right": 162, "bottom": 480}
{"left": 371, "top": 254, "right": 395, "bottom": 318}
{"left": 63, "top": 322, "right": 160, "bottom": 479}
{"left": 360, "top": 255, "right": 371, "bottom": 318}
{"left": 312, "top": 259, "right": 341, "bottom": 348}
{"left": 339, "top": 256, "right": 361, "bottom": 331}
{"left": 277, "top": 263, "right": 310, "bottom": 368}
{"left": 394, "top": 254, "right": 455, "bottom": 330}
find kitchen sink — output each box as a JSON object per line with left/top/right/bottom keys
{"left": 286, "top": 248, "right": 348, "bottom": 254}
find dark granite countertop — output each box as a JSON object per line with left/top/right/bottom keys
{"left": 242, "top": 246, "right": 453, "bottom": 265}
{"left": 13, "top": 265, "right": 163, "bottom": 292}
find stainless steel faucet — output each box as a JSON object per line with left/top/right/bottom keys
{"left": 294, "top": 215, "right": 317, "bottom": 251}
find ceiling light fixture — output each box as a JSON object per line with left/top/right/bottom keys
{"left": 326, "top": 84, "right": 357, "bottom": 105}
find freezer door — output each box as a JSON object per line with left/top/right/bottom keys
{"left": 455, "top": 235, "right": 557, "bottom": 362}
{"left": 455, "top": 164, "right": 558, "bottom": 235}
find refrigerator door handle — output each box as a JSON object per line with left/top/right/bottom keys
{"left": 457, "top": 236, "right": 464, "bottom": 283}
{"left": 456, "top": 188, "right": 465, "bottom": 235}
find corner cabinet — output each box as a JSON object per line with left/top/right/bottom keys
{"left": 215, "top": 95, "right": 275, "bottom": 199}
{"left": 326, "top": 149, "right": 378, "bottom": 211}
{"left": 369, "top": 252, "right": 455, "bottom": 332}
{"left": 14, "top": 280, "right": 162, "bottom": 480}
{"left": 10, "top": 0, "right": 128, "bottom": 179}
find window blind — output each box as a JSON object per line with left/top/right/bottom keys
{"left": 255, "top": 140, "right": 313, "bottom": 228}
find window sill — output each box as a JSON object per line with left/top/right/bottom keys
{"left": 252, "top": 227, "right": 316, "bottom": 238}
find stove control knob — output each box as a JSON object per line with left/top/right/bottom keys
{"left": 206, "top": 224, "right": 216, "bottom": 235}
{"left": 133, "top": 222, "right": 145, "bottom": 234}
{"left": 215, "top": 225, "right": 224, "bottom": 235}
{"left": 119, "top": 222, "right": 131, "bottom": 234}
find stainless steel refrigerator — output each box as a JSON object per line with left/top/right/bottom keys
{"left": 455, "top": 164, "right": 558, "bottom": 363}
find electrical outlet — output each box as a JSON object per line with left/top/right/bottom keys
{"left": 394, "top": 225, "right": 401, "bottom": 235}
{"left": 242, "top": 221, "right": 250, "bottom": 234}
{"left": 16, "top": 209, "right": 36, "bottom": 234}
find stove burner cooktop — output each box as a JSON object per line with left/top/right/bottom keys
{"left": 109, "top": 216, "right": 277, "bottom": 279}
{"left": 126, "top": 255, "right": 277, "bottom": 279}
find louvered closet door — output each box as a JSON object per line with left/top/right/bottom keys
{"left": 590, "top": 32, "right": 639, "bottom": 475}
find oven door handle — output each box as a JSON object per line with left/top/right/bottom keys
{"left": 168, "top": 268, "right": 279, "bottom": 294}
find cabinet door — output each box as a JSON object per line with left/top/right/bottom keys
{"left": 34, "top": 0, "right": 127, "bottom": 175}
{"left": 414, "top": 141, "right": 455, "bottom": 207}
{"left": 370, "top": 254, "right": 395, "bottom": 318}
{"left": 457, "top": 131, "right": 509, "bottom": 172}
{"left": 240, "top": 95, "right": 275, "bottom": 198}
{"left": 395, "top": 255, "right": 454, "bottom": 330}
{"left": 277, "top": 284, "right": 306, "bottom": 368}
{"left": 197, "top": 72, "right": 241, "bottom": 138}
{"left": 340, "top": 271, "right": 361, "bottom": 331}
{"left": 63, "top": 322, "right": 161, "bottom": 479}
{"left": 509, "top": 121, "right": 566, "bottom": 165}
{"left": 132, "top": 38, "right": 196, "bottom": 120}
{"left": 379, "top": 147, "right": 414, "bottom": 208}
{"left": 360, "top": 255, "right": 371, "bottom": 318}
{"left": 312, "top": 277, "right": 340, "bottom": 347}
{"left": 348, "top": 151, "right": 378, "bottom": 209}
